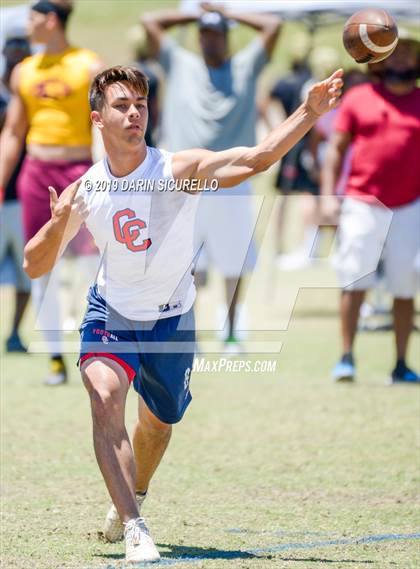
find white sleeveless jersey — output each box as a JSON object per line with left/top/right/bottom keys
{"left": 79, "top": 147, "right": 200, "bottom": 320}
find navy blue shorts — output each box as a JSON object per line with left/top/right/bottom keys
{"left": 79, "top": 286, "right": 196, "bottom": 424}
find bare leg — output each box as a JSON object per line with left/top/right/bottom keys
{"left": 133, "top": 396, "right": 172, "bottom": 494}
{"left": 301, "top": 192, "right": 318, "bottom": 226}
{"left": 12, "top": 290, "right": 30, "bottom": 333}
{"left": 82, "top": 357, "right": 138, "bottom": 522}
{"left": 393, "top": 297, "right": 414, "bottom": 360}
{"left": 341, "top": 290, "right": 366, "bottom": 354}
{"left": 225, "top": 277, "right": 241, "bottom": 338}
{"left": 276, "top": 193, "right": 288, "bottom": 255}
{"left": 300, "top": 192, "right": 320, "bottom": 255}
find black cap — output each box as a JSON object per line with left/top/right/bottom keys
{"left": 198, "top": 12, "right": 229, "bottom": 33}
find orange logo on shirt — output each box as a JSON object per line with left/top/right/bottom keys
{"left": 34, "top": 79, "right": 72, "bottom": 100}
{"left": 113, "top": 208, "right": 152, "bottom": 253}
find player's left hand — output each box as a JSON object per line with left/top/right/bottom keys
{"left": 305, "top": 69, "right": 344, "bottom": 117}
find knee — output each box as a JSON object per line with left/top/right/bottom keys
{"left": 82, "top": 368, "right": 124, "bottom": 426}
{"left": 89, "top": 387, "right": 118, "bottom": 423}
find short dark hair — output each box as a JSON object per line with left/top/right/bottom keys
{"left": 89, "top": 66, "right": 149, "bottom": 111}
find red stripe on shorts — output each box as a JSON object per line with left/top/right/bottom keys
{"left": 79, "top": 353, "right": 136, "bottom": 383}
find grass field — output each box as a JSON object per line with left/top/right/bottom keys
{"left": 2, "top": 179, "right": 420, "bottom": 569}
{"left": 1, "top": 278, "right": 419, "bottom": 569}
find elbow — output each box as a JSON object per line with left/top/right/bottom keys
{"left": 23, "top": 261, "right": 37, "bottom": 279}
{"left": 250, "top": 149, "right": 272, "bottom": 174}
{"left": 23, "top": 258, "right": 39, "bottom": 279}
{"left": 1, "top": 125, "right": 24, "bottom": 145}
{"left": 254, "top": 160, "right": 271, "bottom": 174}
{"left": 246, "top": 146, "right": 273, "bottom": 176}
{"left": 23, "top": 250, "right": 44, "bottom": 279}
{"left": 24, "top": 264, "right": 45, "bottom": 280}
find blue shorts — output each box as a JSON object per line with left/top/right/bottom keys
{"left": 79, "top": 285, "right": 196, "bottom": 424}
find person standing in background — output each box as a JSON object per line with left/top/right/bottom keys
{"left": 322, "top": 34, "right": 420, "bottom": 384}
{"left": 141, "top": 3, "right": 281, "bottom": 352}
{"left": 0, "top": 0, "right": 103, "bottom": 384}
{"left": 0, "top": 31, "right": 32, "bottom": 353}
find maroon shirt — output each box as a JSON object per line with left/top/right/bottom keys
{"left": 334, "top": 82, "right": 420, "bottom": 208}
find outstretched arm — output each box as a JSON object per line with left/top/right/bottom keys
{"left": 23, "top": 180, "right": 86, "bottom": 278}
{"left": 173, "top": 69, "right": 343, "bottom": 188}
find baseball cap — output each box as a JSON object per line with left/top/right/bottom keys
{"left": 198, "top": 11, "right": 229, "bottom": 33}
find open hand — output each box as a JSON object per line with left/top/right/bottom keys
{"left": 305, "top": 69, "right": 344, "bottom": 117}
{"left": 49, "top": 179, "right": 86, "bottom": 224}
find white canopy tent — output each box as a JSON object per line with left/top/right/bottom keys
{"left": 179, "top": 0, "right": 419, "bottom": 22}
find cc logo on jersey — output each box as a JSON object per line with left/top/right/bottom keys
{"left": 112, "top": 208, "right": 152, "bottom": 252}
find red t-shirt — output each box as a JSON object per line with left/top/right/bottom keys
{"left": 334, "top": 83, "right": 420, "bottom": 208}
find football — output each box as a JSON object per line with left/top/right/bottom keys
{"left": 343, "top": 9, "right": 399, "bottom": 64}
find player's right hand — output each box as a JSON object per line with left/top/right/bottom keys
{"left": 48, "top": 179, "right": 87, "bottom": 224}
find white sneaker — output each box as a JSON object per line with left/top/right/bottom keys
{"left": 44, "top": 358, "right": 67, "bottom": 386}
{"left": 103, "top": 493, "right": 146, "bottom": 543}
{"left": 124, "top": 517, "right": 160, "bottom": 564}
